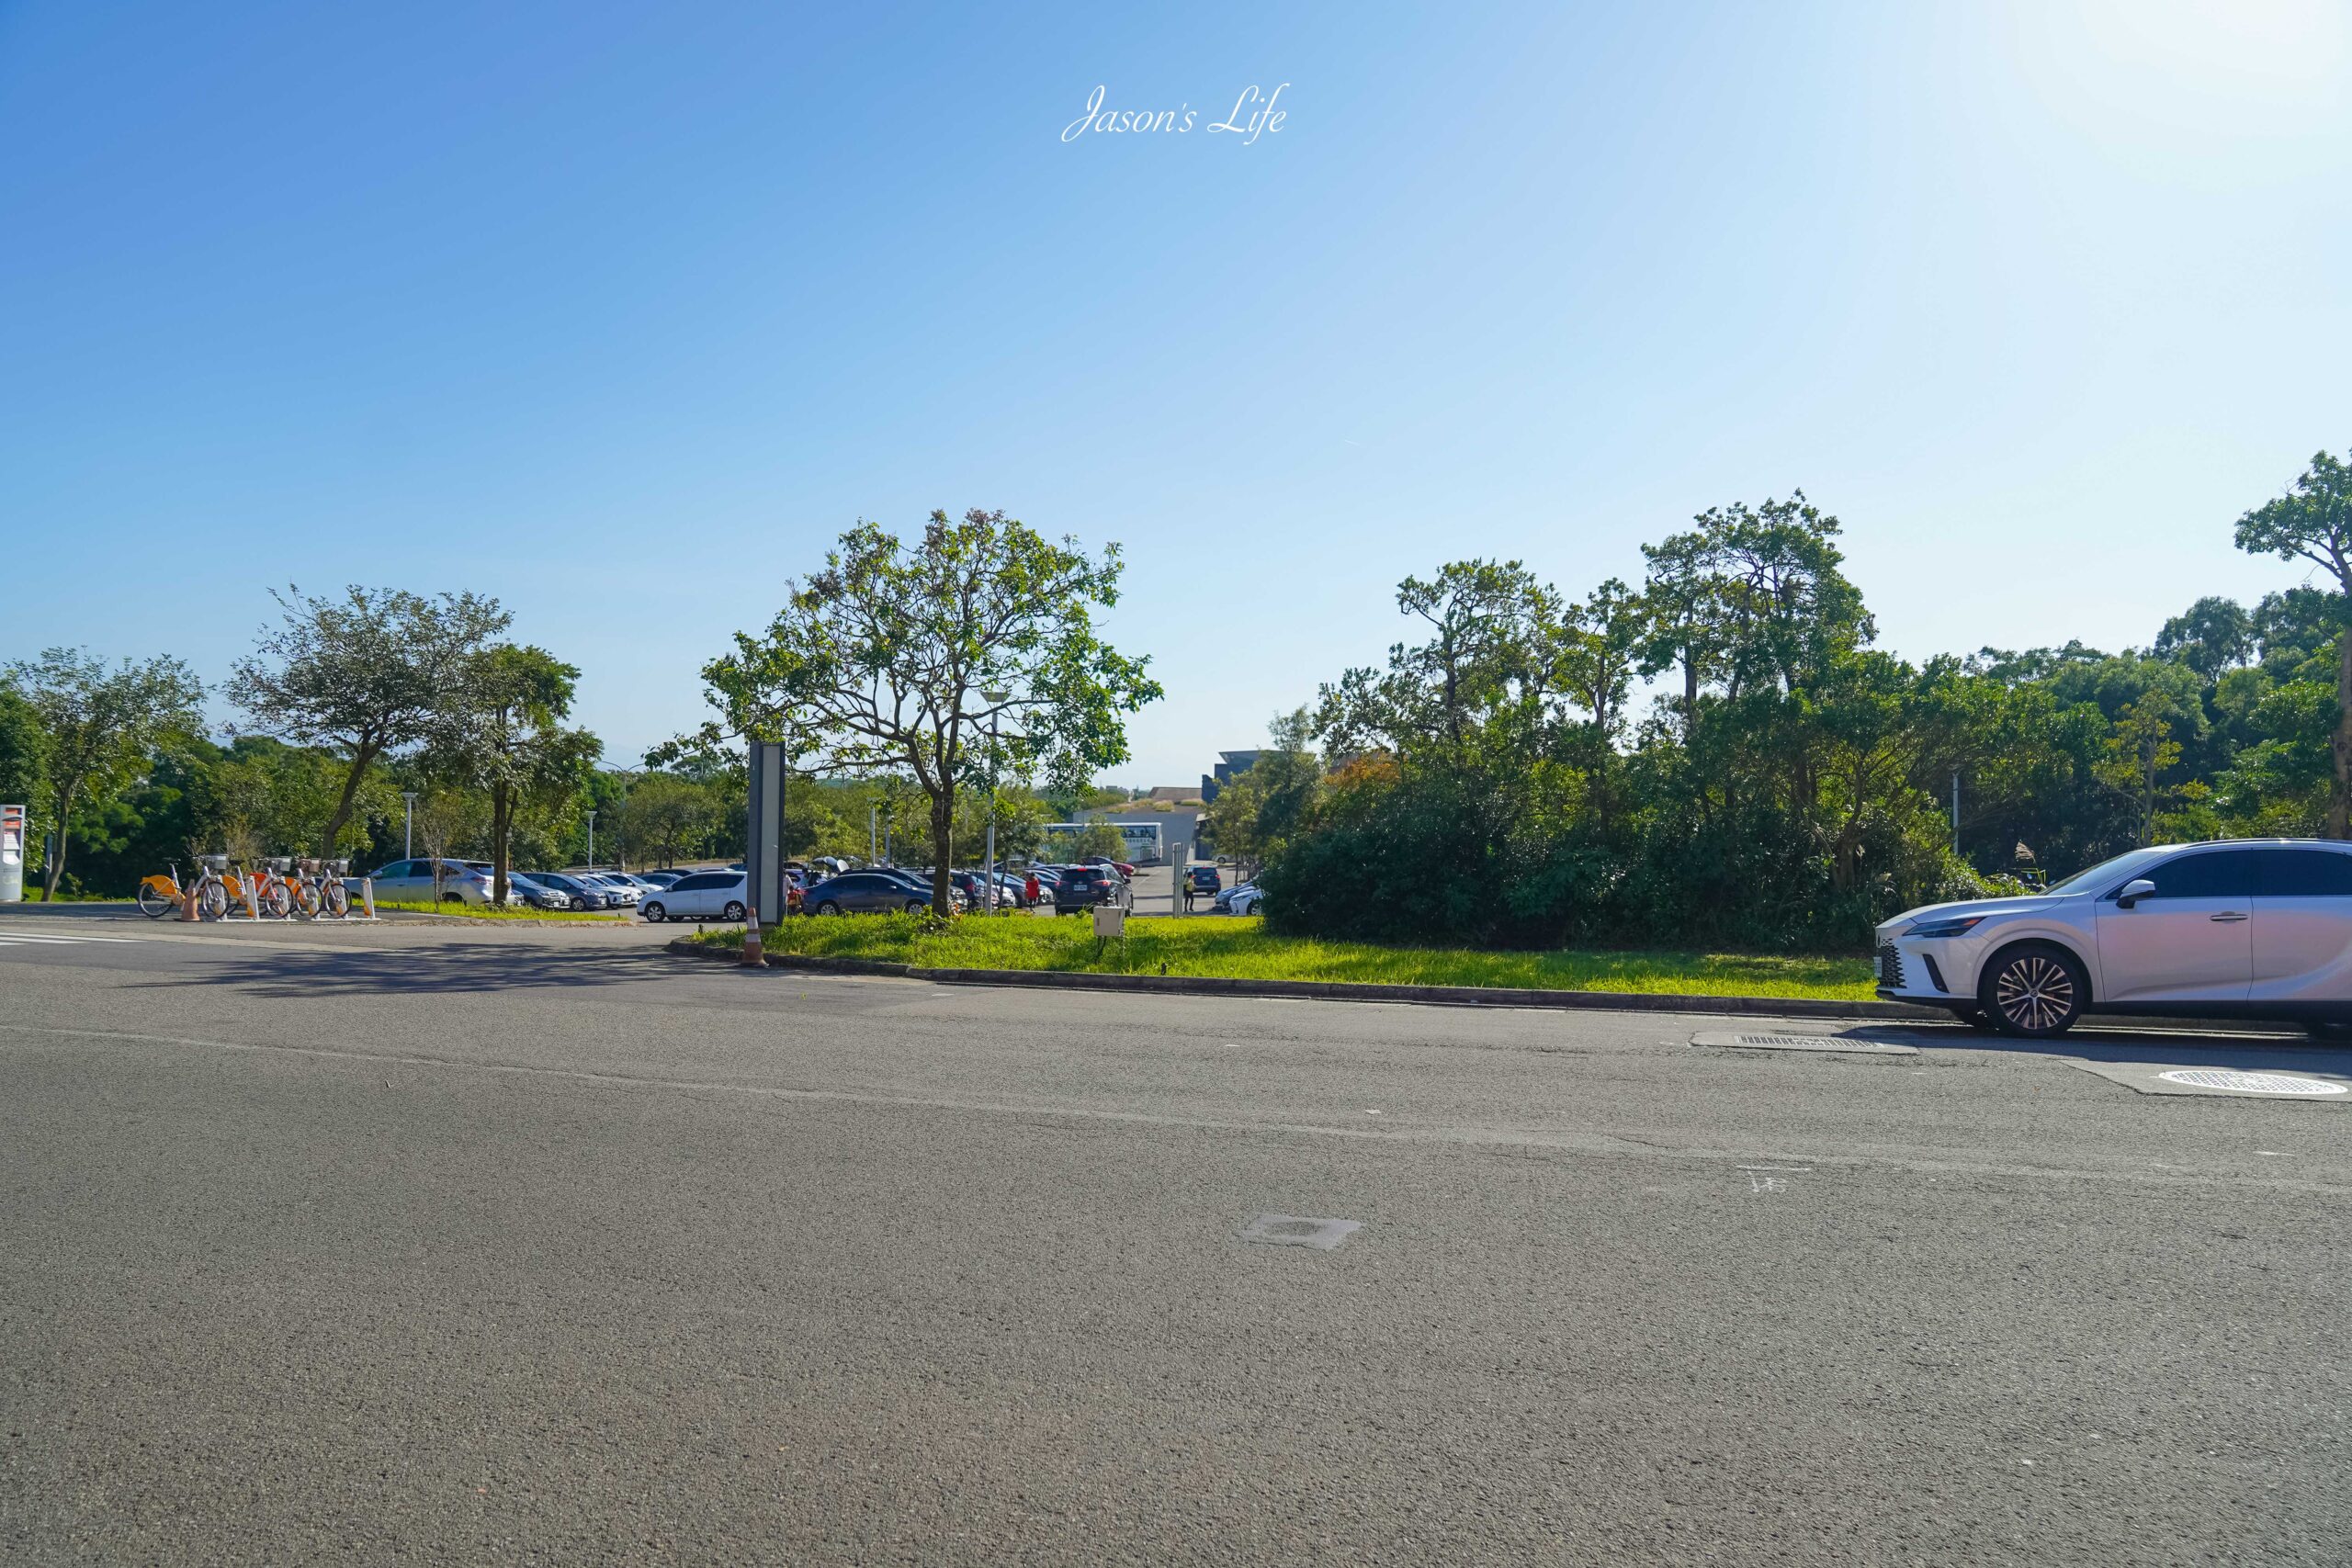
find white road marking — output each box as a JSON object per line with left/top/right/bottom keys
{"left": 0, "top": 931, "right": 137, "bottom": 944}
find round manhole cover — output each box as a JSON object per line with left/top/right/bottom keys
{"left": 2155, "top": 1068, "right": 2347, "bottom": 1097}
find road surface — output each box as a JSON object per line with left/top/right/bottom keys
{"left": 2, "top": 905, "right": 2346, "bottom": 1565}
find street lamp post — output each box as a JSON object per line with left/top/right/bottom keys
{"left": 401, "top": 792, "right": 417, "bottom": 859}
{"left": 586, "top": 809, "right": 597, "bottom": 871}
{"left": 981, "top": 690, "right": 1010, "bottom": 912}
{"left": 870, "top": 804, "right": 878, "bottom": 865}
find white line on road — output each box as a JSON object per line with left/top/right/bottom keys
{"left": 3, "top": 1021, "right": 2346, "bottom": 1195}
{"left": 0, "top": 932, "right": 137, "bottom": 944}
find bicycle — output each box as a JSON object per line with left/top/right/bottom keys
{"left": 292, "top": 857, "right": 352, "bottom": 919}
{"left": 135, "top": 861, "right": 191, "bottom": 919}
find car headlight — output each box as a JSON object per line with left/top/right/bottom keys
{"left": 1907, "top": 915, "right": 1986, "bottom": 940}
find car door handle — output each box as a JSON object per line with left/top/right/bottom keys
{"left": 2210, "top": 911, "right": 2249, "bottom": 922}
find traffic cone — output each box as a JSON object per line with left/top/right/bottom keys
{"left": 181, "top": 883, "right": 198, "bottom": 921}
{"left": 741, "top": 905, "right": 764, "bottom": 967}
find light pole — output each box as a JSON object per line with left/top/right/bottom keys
{"left": 586, "top": 809, "right": 597, "bottom": 871}
{"left": 981, "top": 690, "right": 1010, "bottom": 912}
{"left": 869, "top": 803, "right": 879, "bottom": 865}
{"left": 401, "top": 792, "right": 417, "bottom": 859}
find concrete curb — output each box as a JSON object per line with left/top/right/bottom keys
{"left": 663, "top": 936, "right": 1947, "bottom": 1021}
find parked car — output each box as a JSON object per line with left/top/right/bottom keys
{"left": 1876, "top": 838, "right": 2352, "bottom": 1038}
{"left": 1186, "top": 865, "right": 1222, "bottom": 897}
{"left": 503, "top": 873, "right": 573, "bottom": 910}
{"left": 638, "top": 871, "right": 749, "bottom": 923}
{"left": 527, "top": 872, "right": 614, "bottom": 910}
{"left": 1223, "top": 881, "right": 1266, "bottom": 917}
{"left": 636, "top": 870, "right": 687, "bottom": 888}
{"left": 361, "top": 859, "right": 522, "bottom": 907}
{"left": 880, "top": 867, "right": 970, "bottom": 910}
{"left": 803, "top": 871, "right": 936, "bottom": 916}
{"left": 1049, "top": 864, "right": 1130, "bottom": 914}
{"left": 1081, "top": 855, "right": 1136, "bottom": 880}
{"left": 580, "top": 873, "right": 639, "bottom": 907}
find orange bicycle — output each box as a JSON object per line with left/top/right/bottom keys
{"left": 136, "top": 854, "right": 235, "bottom": 919}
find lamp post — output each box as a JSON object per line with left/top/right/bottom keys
{"left": 401, "top": 792, "right": 417, "bottom": 859}
{"left": 870, "top": 803, "right": 879, "bottom": 865}
{"left": 981, "top": 690, "right": 1010, "bottom": 912}
{"left": 586, "top": 809, "right": 597, "bottom": 871}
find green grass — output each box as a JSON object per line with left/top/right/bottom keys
{"left": 375, "top": 900, "right": 624, "bottom": 921}
{"left": 692, "top": 914, "right": 1874, "bottom": 999}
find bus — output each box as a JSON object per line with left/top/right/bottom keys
{"left": 1039, "top": 821, "right": 1166, "bottom": 866}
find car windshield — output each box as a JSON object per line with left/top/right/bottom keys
{"left": 2045, "top": 846, "right": 2170, "bottom": 897}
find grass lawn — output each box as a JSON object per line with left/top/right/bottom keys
{"left": 693, "top": 913, "right": 1874, "bottom": 999}
{"left": 376, "top": 900, "right": 624, "bottom": 922}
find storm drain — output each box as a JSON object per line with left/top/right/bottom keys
{"left": 1238, "top": 1213, "right": 1362, "bottom": 1250}
{"left": 2154, "top": 1069, "right": 2347, "bottom": 1097}
{"left": 1690, "top": 1031, "right": 1918, "bottom": 1055}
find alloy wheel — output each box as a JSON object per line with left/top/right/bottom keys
{"left": 1995, "top": 953, "right": 2076, "bottom": 1033}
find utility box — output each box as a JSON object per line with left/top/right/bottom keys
{"left": 0, "top": 805, "right": 24, "bottom": 902}
{"left": 1091, "top": 903, "right": 1126, "bottom": 940}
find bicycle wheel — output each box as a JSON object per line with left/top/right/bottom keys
{"left": 259, "top": 883, "right": 293, "bottom": 919}
{"left": 322, "top": 880, "right": 350, "bottom": 918}
{"left": 135, "top": 882, "right": 179, "bottom": 919}
{"left": 198, "top": 881, "right": 230, "bottom": 920}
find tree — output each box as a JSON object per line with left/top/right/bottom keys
{"left": 424, "top": 645, "right": 598, "bottom": 903}
{"left": 2235, "top": 450, "right": 2352, "bottom": 834}
{"left": 1067, "top": 818, "right": 1128, "bottom": 860}
{"left": 686, "top": 510, "right": 1162, "bottom": 913}
{"left": 0, "top": 681, "right": 49, "bottom": 826}
{"left": 5, "top": 648, "right": 203, "bottom": 900}
{"left": 619, "top": 773, "right": 718, "bottom": 867}
{"left": 229, "top": 586, "right": 511, "bottom": 856}
{"left": 2154, "top": 596, "right": 2254, "bottom": 681}
{"left": 1203, "top": 710, "right": 1320, "bottom": 870}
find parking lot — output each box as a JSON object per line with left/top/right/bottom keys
{"left": 4, "top": 902, "right": 2347, "bottom": 1565}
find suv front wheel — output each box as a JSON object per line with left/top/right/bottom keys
{"left": 1978, "top": 943, "right": 2086, "bottom": 1038}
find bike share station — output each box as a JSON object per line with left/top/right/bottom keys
{"left": 135, "top": 854, "right": 381, "bottom": 922}
{"left": 0, "top": 804, "right": 26, "bottom": 904}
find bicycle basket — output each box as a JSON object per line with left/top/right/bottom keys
{"left": 328, "top": 859, "right": 350, "bottom": 876}
{"left": 265, "top": 856, "right": 293, "bottom": 873}
{"left": 298, "top": 858, "right": 321, "bottom": 875}
{"left": 197, "top": 853, "right": 230, "bottom": 872}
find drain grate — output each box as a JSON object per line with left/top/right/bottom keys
{"left": 2154, "top": 1068, "right": 2347, "bottom": 1097}
{"left": 1238, "top": 1213, "right": 1362, "bottom": 1250}
{"left": 1690, "top": 1031, "right": 1917, "bottom": 1055}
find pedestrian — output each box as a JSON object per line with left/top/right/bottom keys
{"left": 1024, "top": 870, "right": 1041, "bottom": 908}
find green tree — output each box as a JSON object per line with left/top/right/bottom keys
{"left": 424, "top": 645, "right": 598, "bottom": 902}
{"left": 1203, "top": 710, "right": 1320, "bottom": 870}
{"left": 0, "top": 681, "right": 50, "bottom": 825}
{"left": 5, "top": 648, "right": 203, "bottom": 900}
{"left": 619, "top": 773, "right": 718, "bottom": 867}
{"left": 684, "top": 509, "right": 1161, "bottom": 912}
{"left": 2234, "top": 450, "right": 2352, "bottom": 835}
{"left": 229, "top": 585, "right": 511, "bottom": 855}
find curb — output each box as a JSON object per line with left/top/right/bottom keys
{"left": 663, "top": 937, "right": 1945, "bottom": 1021}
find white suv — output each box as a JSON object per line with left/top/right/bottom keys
{"left": 1876, "top": 840, "right": 2352, "bottom": 1038}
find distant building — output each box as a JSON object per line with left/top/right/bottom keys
{"left": 1144, "top": 786, "right": 1196, "bottom": 805}
{"left": 1199, "top": 750, "right": 1267, "bottom": 805}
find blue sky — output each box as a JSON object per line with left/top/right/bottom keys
{"left": 4, "top": 1, "right": 2348, "bottom": 786}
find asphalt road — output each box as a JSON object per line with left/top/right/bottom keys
{"left": 2, "top": 905, "right": 2347, "bottom": 1566}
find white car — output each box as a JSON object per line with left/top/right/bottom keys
{"left": 638, "top": 871, "right": 748, "bottom": 924}
{"left": 1227, "top": 882, "right": 1266, "bottom": 917}
{"left": 1875, "top": 839, "right": 2352, "bottom": 1038}
{"left": 580, "top": 873, "right": 639, "bottom": 907}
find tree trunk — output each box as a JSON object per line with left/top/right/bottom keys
{"left": 929, "top": 784, "right": 956, "bottom": 915}
{"left": 39, "top": 777, "right": 77, "bottom": 901}
{"left": 2333, "top": 629, "right": 2352, "bottom": 840}
{"left": 319, "top": 741, "right": 380, "bottom": 859}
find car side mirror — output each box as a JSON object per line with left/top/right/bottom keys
{"left": 2115, "top": 878, "right": 2157, "bottom": 909}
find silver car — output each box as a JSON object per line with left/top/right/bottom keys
{"left": 1876, "top": 839, "right": 2352, "bottom": 1038}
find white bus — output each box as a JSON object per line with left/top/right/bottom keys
{"left": 1040, "top": 820, "right": 1166, "bottom": 865}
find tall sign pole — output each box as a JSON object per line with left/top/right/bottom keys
{"left": 746, "top": 740, "right": 786, "bottom": 936}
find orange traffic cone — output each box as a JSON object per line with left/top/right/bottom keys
{"left": 741, "top": 905, "right": 764, "bottom": 967}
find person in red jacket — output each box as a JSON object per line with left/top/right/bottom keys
{"left": 1023, "top": 870, "right": 1042, "bottom": 909}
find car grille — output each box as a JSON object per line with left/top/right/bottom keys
{"left": 1874, "top": 943, "right": 1905, "bottom": 988}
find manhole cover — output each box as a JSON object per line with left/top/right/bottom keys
{"left": 2154, "top": 1069, "right": 2347, "bottom": 1097}
{"left": 1238, "top": 1213, "right": 1362, "bottom": 1250}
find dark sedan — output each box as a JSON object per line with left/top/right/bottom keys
{"left": 1048, "top": 864, "right": 1129, "bottom": 914}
